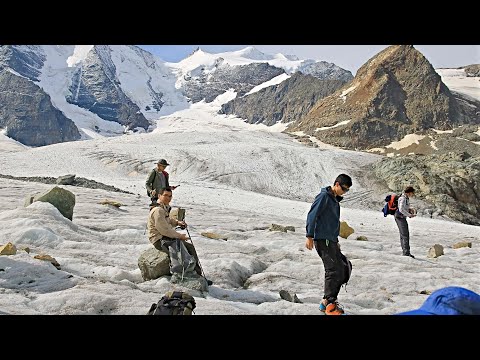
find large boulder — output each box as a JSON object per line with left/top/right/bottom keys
{"left": 138, "top": 247, "right": 170, "bottom": 281}
{"left": 26, "top": 186, "right": 76, "bottom": 220}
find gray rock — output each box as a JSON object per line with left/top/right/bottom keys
{"left": 183, "top": 62, "right": 284, "bottom": 103}
{"left": 464, "top": 64, "right": 480, "bottom": 77}
{"left": 66, "top": 45, "right": 149, "bottom": 131}
{"left": 371, "top": 151, "right": 480, "bottom": 225}
{"left": 0, "top": 69, "right": 81, "bottom": 147}
{"left": 56, "top": 174, "right": 76, "bottom": 185}
{"left": 138, "top": 247, "right": 170, "bottom": 281}
{"left": 279, "top": 290, "right": 302, "bottom": 303}
{"left": 170, "top": 272, "right": 208, "bottom": 292}
{"left": 428, "top": 244, "right": 444, "bottom": 258}
{"left": 0, "top": 45, "right": 46, "bottom": 81}
{"left": 220, "top": 72, "right": 348, "bottom": 126}
{"left": 31, "top": 186, "right": 76, "bottom": 221}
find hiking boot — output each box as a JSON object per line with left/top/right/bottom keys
{"left": 325, "top": 302, "right": 345, "bottom": 315}
{"left": 319, "top": 299, "right": 328, "bottom": 312}
{"left": 404, "top": 253, "right": 415, "bottom": 259}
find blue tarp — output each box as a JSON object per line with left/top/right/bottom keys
{"left": 397, "top": 286, "right": 480, "bottom": 315}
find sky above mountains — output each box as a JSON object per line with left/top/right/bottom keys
{"left": 139, "top": 45, "right": 480, "bottom": 74}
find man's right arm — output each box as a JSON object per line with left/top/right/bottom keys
{"left": 154, "top": 208, "right": 189, "bottom": 239}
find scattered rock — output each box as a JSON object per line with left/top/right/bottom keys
{"left": 34, "top": 254, "right": 61, "bottom": 269}
{"left": 99, "top": 199, "right": 123, "bottom": 208}
{"left": 452, "top": 241, "right": 472, "bottom": 249}
{"left": 0, "top": 242, "right": 17, "bottom": 255}
{"left": 427, "top": 244, "right": 444, "bottom": 258}
{"left": 279, "top": 290, "right": 303, "bottom": 303}
{"left": 201, "top": 232, "right": 228, "bottom": 241}
{"left": 340, "top": 221, "right": 354, "bottom": 239}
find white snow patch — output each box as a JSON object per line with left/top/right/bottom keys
{"left": 385, "top": 134, "right": 425, "bottom": 150}
{"left": 432, "top": 129, "right": 453, "bottom": 134}
{"left": 67, "top": 45, "right": 94, "bottom": 67}
{"left": 339, "top": 85, "right": 357, "bottom": 102}
{"left": 315, "top": 120, "right": 351, "bottom": 131}
{"left": 245, "top": 73, "right": 290, "bottom": 96}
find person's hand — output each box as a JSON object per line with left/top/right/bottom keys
{"left": 305, "top": 237, "right": 314, "bottom": 250}
{"left": 151, "top": 189, "right": 156, "bottom": 196}
{"left": 177, "top": 220, "right": 187, "bottom": 229}
{"left": 180, "top": 234, "right": 190, "bottom": 241}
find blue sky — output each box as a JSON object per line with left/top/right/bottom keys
{"left": 138, "top": 45, "right": 480, "bottom": 74}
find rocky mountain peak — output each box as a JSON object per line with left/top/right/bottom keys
{"left": 286, "top": 45, "right": 479, "bottom": 150}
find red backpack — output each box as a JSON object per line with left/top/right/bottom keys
{"left": 382, "top": 194, "right": 399, "bottom": 217}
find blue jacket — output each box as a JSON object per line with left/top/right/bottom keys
{"left": 397, "top": 286, "right": 480, "bottom": 315}
{"left": 306, "top": 186, "right": 343, "bottom": 242}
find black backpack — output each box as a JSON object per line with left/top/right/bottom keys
{"left": 340, "top": 252, "right": 352, "bottom": 286}
{"left": 147, "top": 291, "right": 196, "bottom": 315}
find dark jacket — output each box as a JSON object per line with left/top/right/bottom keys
{"left": 145, "top": 169, "right": 170, "bottom": 196}
{"left": 306, "top": 186, "right": 343, "bottom": 242}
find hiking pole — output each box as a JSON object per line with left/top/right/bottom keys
{"left": 177, "top": 207, "right": 209, "bottom": 281}
{"left": 185, "top": 225, "right": 207, "bottom": 280}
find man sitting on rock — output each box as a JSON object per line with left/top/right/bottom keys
{"left": 147, "top": 187, "right": 212, "bottom": 285}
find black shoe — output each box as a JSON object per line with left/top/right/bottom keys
{"left": 404, "top": 253, "right": 415, "bottom": 259}
{"left": 206, "top": 279, "right": 213, "bottom": 286}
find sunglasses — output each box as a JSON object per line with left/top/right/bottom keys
{"left": 340, "top": 184, "right": 350, "bottom": 192}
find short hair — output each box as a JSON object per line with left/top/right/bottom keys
{"left": 160, "top": 187, "right": 172, "bottom": 195}
{"left": 334, "top": 174, "right": 352, "bottom": 187}
{"left": 404, "top": 186, "right": 415, "bottom": 194}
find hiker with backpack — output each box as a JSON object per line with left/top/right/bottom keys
{"left": 305, "top": 173, "right": 352, "bottom": 315}
{"left": 147, "top": 187, "right": 212, "bottom": 285}
{"left": 145, "top": 159, "right": 178, "bottom": 205}
{"left": 394, "top": 186, "right": 417, "bottom": 258}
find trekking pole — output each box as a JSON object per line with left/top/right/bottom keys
{"left": 177, "top": 207, "right": 208, "bottom": 281}
{"left": 185, "top": 225, "right": 207, "bottom": 280}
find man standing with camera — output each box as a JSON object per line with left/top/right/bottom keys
{"left": 145, "top": 159, "right": 178, "bottom": 203}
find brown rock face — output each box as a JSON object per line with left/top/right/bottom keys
{"left": 287, "top": 45, "right": 480, "bottom": 150}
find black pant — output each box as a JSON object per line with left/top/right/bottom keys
{"left": 314, "top": 239, "right": 345, "bottom": 304}
{"left": 153, "top": 238, "right": 203, "bottom": 276}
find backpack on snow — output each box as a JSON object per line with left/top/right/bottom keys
{"left": 147, "top": 290, "right": 196, "bottom": 315}
{"left": 382, "top": 194, "right": 399, "bottom": 217}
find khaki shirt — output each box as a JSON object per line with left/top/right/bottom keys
{"left": 147, "top": 203, "right": 182, "bottom": 244}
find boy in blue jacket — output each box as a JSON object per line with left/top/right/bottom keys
{"left": 306, "top": 173, "right": 352, "bottom": 315}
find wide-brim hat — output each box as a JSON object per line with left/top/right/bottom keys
{"left": 157, "top": 159, "right": 170, "bottom": 166}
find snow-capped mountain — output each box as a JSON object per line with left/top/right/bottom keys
{"left": 0, "top": 45, "right": 354, "bottom": 147}
{"left": 167, "top": 46, "right": 352, "bottom": 102}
